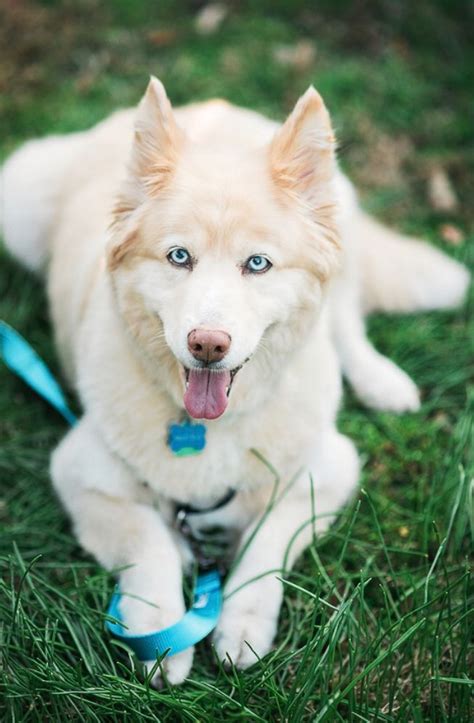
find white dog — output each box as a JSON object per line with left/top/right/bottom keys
{"left": 1, "top": 78, "right": 468, "bottom": 684}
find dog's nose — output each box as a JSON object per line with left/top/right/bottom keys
{"left": 187, "top": 329, "right": 231, "bottom": 363}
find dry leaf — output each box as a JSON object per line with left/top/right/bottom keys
{"left": 273, "top": 40, "right": 316, "bottom": 71}
{"left": 439, "top": 223, "right": 464, "bottom": 246}
{"left": 195, "top": 4, "right": 227, "bottom": 35}
{"left": 147, "top": 29, "right": 179, "bottom": 47}
{"left": 428, "top": 168, "right": 458, "bottom": 211}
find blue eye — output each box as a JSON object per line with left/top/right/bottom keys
{"left": 244, "top": 255, "right": 272, "bottom": 274}
{"left": 168, "top": 247, "right": 192, "bottom": 268}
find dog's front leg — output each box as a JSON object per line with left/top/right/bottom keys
{"left": 50, "top": 417, "right": 192, "bottom": 685}
{"left": 214, "top": 431, "right": 359, "bottom": 669}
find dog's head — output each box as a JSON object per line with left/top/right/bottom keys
{"left": 107, "top": 77, "right": 340, "bottom": 420}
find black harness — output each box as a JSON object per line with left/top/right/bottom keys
{"left": 174, "top": 488, "right": 237, "bottom": 572}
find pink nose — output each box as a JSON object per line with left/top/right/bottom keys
{"left": 187, "top": 329, "right": 231, "bottom": 364}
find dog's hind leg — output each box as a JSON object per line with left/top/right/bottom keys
{"left": 331, "top": 201, "right": 469, "bottom": 412}
{"left": 330, "top": 257, "right": 421, "bottom": 412}
{"left": 354, "top": 210, "right": 469, "bottom": 315}
{"left": 50, "top": 416, "right": 194, "bottom": 686}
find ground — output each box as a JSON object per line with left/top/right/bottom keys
{"left": 0, "top": 2, "right": 472, "bottom": 721}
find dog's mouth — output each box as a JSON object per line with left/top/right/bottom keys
{"left": 182, "top": 364, "right": 245, "bottom": 420}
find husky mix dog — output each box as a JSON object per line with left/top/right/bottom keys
{"left": 1, "top": 78, "right": 469, "bottom": 684}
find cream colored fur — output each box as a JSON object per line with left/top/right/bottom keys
{"left": 1, "top": 78, "right": 469, "bottom": 685}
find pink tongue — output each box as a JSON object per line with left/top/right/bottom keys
{"left": 184, "top": 369, "right": 231, "bottom": 420}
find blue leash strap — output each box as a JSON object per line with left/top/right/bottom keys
{"left": 0, "top": 318, "right": 223, "bottom": 661}
{"left": 106, "top": 570, "right": 222, "bottom": 660}
{"left": 0, "top": 320, "right": 77, "bottom": 426}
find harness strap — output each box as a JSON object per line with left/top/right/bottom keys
{"left": 0, "top": 319, "right": 224, "bottom": 661}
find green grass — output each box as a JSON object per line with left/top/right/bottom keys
{"left": 0, "top": 1, "right": 473, "bottom": 720}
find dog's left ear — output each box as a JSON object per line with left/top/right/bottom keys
{"left": 269, "top": 86, "right": 336, "bottom": 207}
{"left": 270, "top": 88, "right": 340, "bottom": 281}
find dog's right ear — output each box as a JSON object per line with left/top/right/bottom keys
{"left": 131, "top": 76, "right": 184, "bottom": 192}
{"left": 109, "top": 77, "right": 185, "bottom": 268}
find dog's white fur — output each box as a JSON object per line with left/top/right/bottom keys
{"left": 1, "top": 78, "right": 469, "bottom": 684}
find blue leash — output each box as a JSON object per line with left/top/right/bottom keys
{"left": 106, "top": 571, "right": 221, "bottom": 660}
{"left": 0, "top": 319, "right": 222, "bottom": 661}
{"left": 0, "top": 321, "right": 77, "bottom": 426}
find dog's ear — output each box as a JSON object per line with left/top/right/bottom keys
{"left": 270, "top": 88, "right": 340, "bottom": 281}
{"left": 269, "top": 86, "right": 336, "bottom": 206}
{"left": 109, "top": 77, "right": 184, "bottom": 268}
{"left": 131, "top": 75, "right": 184, "bottom": 190}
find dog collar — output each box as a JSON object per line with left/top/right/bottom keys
{"left": 175, "top": 487, "right": 236, "bottom": 519}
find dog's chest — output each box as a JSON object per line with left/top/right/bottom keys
{"left": 121, "top": 405, "right": 312, "bottom": 508}
{"left": 154, "top": 430, "right": 245, "bottom": 503}
{"left": 135, "top": 421, "right": 281, "bottom": 505}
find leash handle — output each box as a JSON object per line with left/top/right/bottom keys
{"left": 0, "top": 319, "right": 224, "bottom": 661}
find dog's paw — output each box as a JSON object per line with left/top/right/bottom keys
{"left": 144, "top": 649, "right": 193, "bottom": 688}
{"left": 213, "top": 601, "right": 277, "bottom": 669}
{"left": 119, "top": 592, "right": 193, "bottom": 686}
{"left": 349, "top": 355, "right": 420, "bottom": 413}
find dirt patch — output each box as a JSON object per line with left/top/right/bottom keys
{"left": 345, "top": 115, "right": 414, "bottom": 190}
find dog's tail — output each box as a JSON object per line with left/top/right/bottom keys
{"left": 355, "top": 211, "right": 470, "bottom": 314}
{"left": 0, "top": 131, "right": 87, "bottom": 273}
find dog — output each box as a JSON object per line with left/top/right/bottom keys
{"left": 1, "top": 77, "right": 469, "bottom": 684}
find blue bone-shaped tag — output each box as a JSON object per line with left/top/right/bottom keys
{"left": 168, "top": 420, "right": 206, "bottom": 456}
